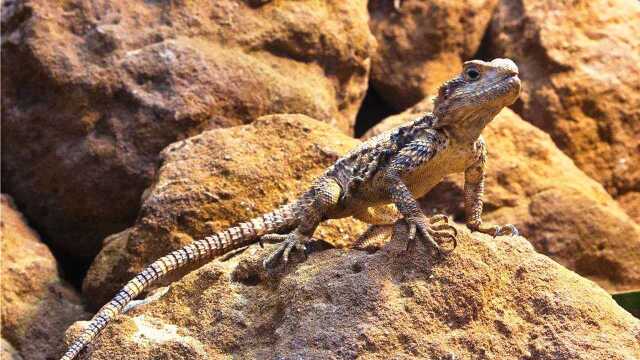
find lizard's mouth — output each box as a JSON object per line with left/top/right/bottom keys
{"left": 478, "top": 74, "right": 521, "bottom": 107}
{"left": 504, "top": 75, "right": 521, "bottom": 106}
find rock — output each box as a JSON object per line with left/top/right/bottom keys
{"left": 1, "top": 0, "right": 374, "bottom": 258}
{"left": 83, "top": 114, "right": 369, "bottom": 308}
{"left": 368, "top": 0, "right": 498, "bottom": 110}
{"left": 65, "top": 224, "right": 640, "bottom": 359}
{"left": 483, "top": 0, "right": 640, "bottom": 218}
{"left": 618, "top": 192, "right": 640, "bottom": 224}
{"left": 0, "top": 195, "right": 89, "bottom": 360}
{"left": 1, "top": 339, "right": 22, "bottom": 360}
{"left": 364, "top": 101, "right": 640, "bottom": 292}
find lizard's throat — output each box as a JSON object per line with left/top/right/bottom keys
{"left": 439, "top": 108, "right": 500, "bottom": 143}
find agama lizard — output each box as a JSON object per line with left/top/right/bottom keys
{"left": 61, "top": 58, "right": 521, "bottom": 360}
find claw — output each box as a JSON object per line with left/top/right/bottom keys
{"left": 429, "top": 223, "right": 457, "bottom": 237}
{"left": 406, "top": 221, "right": 417, "bottom": 252}
{"left": 433, "top": 232, "right": 457, "bottom": 251}
{"left": 282, "top": 240, "right": 302, "bottom": 265}
{"left": 429, "top": 214, "right": 449, "bottom": 224}
{"left": 263, "top": 244, "right": 285, "bottom": 270}
{"left": 499, "top": 224, "right": 519, "bottom": 237}
{"left": 469, "top": 222, "right": 518, "bottom": 238}
{"left": 261, "top": 234, "right": 287, "bottom": 244}
{"left": 401, "top": 214, "right": 460, "bottom": 254}
{"left": 262, "top": 232, "right": 309, "bottom": 270}
{"left": 413, "top": 218, "right": 442, "bottom": 251}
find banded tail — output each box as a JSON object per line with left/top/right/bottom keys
{"left": 60, "top": 204, "right": 298, "bottom": 360}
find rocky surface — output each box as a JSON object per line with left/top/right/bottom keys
{"left": 364, "top": 101, "right": 640, "bottom": 292}
{"left": 1, "top": 339, "right": 22, "bottom": 360}
{"left": 483, "top": 0, "right": 640, "bottom": 219}
{"left": 83, "top": 115, "right": 369, "bottom": 308}
{"left": 65, "top": 224, "right": 640, "bottom": 359}
{"left": 368, "top": 0, "right": 498, "bottom": 110}
{"left": 1, "top": 0, "right": 374, "bottom": 258}
{"left": 0, "top": 195, "right": 89, "bottom": 360}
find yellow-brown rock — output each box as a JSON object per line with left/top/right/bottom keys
{"left": 1, "top": 0, "right": 374, "bottom": 258}
{"left": 1, "top": 195, "right": 88, "bottom": 360}
{"left": 65, "top": 225, "right": 640, "bottom": 359}
{"left": 364, "top": 101, "right": 640, "bottom": 292}
{"left": 83, "top": 115, "right": 369, "bottom": 309}
{"left": 484, "top": 0, "right": 640, "bottom": 218}
{"left": 368, "top": 0, "right": 498, "bottom": 110}
{"left": 1, "top": 338, "right": 22, "bottom": 360}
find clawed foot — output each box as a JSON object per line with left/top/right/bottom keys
{"left": 468, "top": 222, "right": 518, "bottom": 237}
{"left": 261, "top": 232, "right": 309, "bottom": 270}
{"left": 404, "top": 214, "right": 457, "bottom": 254}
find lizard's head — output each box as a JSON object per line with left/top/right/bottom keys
{"left": 433, "top": 58, "right": 520, "bottom": 134}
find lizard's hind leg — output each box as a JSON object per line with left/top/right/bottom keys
{"left": 262, "top": 177, "right": 341, "bottom": 270}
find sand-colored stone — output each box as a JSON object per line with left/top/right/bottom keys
{"left": 484, "top": 0, "right": 640, "bottom": 217}
{"left": 364, "top": 101, "right": 640, "bottom": 292}
{"left": 1, "top": 339, "right": 22, "bottom": 360}
{"left": 368, "top": 0, "right": 498, "bottom": 110}
{"left": 1, "top": 0, "right": 374, "bottom": 258}
{"left": 83, "top": 115, "right": 369, "bottom": 309}
{"left": 0, "top": 195, "right": 88, "bottom": 360}
{"left": 66, "top": 224, "right": 640, "bottom": 359}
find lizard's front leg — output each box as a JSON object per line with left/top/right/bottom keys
{"left": 383, "top": 140, "right": 457, "bottom": 253}
{"left": 464, "top": 147, "right": 518, "bottom": 237}
{"left": 262, "top": 176, "right": 341, "bottom": 269}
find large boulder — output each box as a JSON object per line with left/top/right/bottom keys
{"left": 364, "top": 102, "right": 640, "bottom": 292}
{"left": 65, "top": 224, "right": 640, "bottom": 359}
{"left": 368, "top": 0, "right": 498, "bottom": 110}
{"left": 1, "top": 195, "right": 89, "bottom": 360}
{"left": 1, "top": 0, "right": 374, "bottom": 258}
{"left": 484, "top": 0, "right": 640, "bottom": 220}
{"left": 83, "top": 114, "right": 368, "bottom": 308}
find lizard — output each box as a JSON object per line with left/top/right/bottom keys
{"left": 60, "top": 58, "right": 521, "bottom": 360}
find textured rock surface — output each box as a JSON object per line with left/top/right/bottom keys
{"left": 65, "top": 224, "right": 640, "bottom": 359}
{"left": 0, "top": 195, "right": 89, "bottom": 360}
{"left": 368, "top": 0, "right": 498, "bottom": 110}
{"left": 1, "top": 339, "right": 22, "bottom": 360}
{"left": 364, "top": 102, "right": 640, "bottom": 292}
{"left": 83, "top": 115, "right": 368, "bottom": 308}
{"left": 484, "top": 0, "right": 640, "bottom": 218}
{"left": 1, "top": 0, "right": 374, "bottom": 258}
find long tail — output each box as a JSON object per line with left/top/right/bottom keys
{"left": 60, "top": 204, "right": 298, "bottom": 360}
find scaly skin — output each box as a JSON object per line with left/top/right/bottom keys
{"left": 61, "top": 58, "right": 521, "bottom": 359}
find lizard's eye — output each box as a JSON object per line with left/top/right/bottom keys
{"left": 465, "top": 68, "right": 480, "bottom": 81}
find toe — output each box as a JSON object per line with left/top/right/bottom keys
{"left": 429, "top": 223, "right": 457, "bottom": 237}
{"left": 263, "top": 246, "right": 285, "bottom": 269}
{"left": 282, "top": 240, "right": 297, "bottom": 265}
{"left": 261, "top": 234, "right": 287, "bottom": 244}
{"left": 500, "top": 224, "right": 519, "bottom": 237}
{"left": 429, "top": 214, "right": 449, "bottom": 224}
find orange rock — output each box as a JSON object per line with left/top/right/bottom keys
{"left": 484, "top": 0, "right": 640, "bottom": 218}
{"left": 364, "top": 101, "right": 640, "bottom": 292}
{"left": 1, "top": 0, "right": 374, "bottom": 257}
{"left": 368, "top": 0, "right": 498, "bottom": 110}
{"left": 83, "top": 115, "right": 369, "bottom": 308}
{"left": 66, "top": 224, "right": 640, "bottom": 359}
{"left": 1, "top": 195, "right": 88, "bottom": 360}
